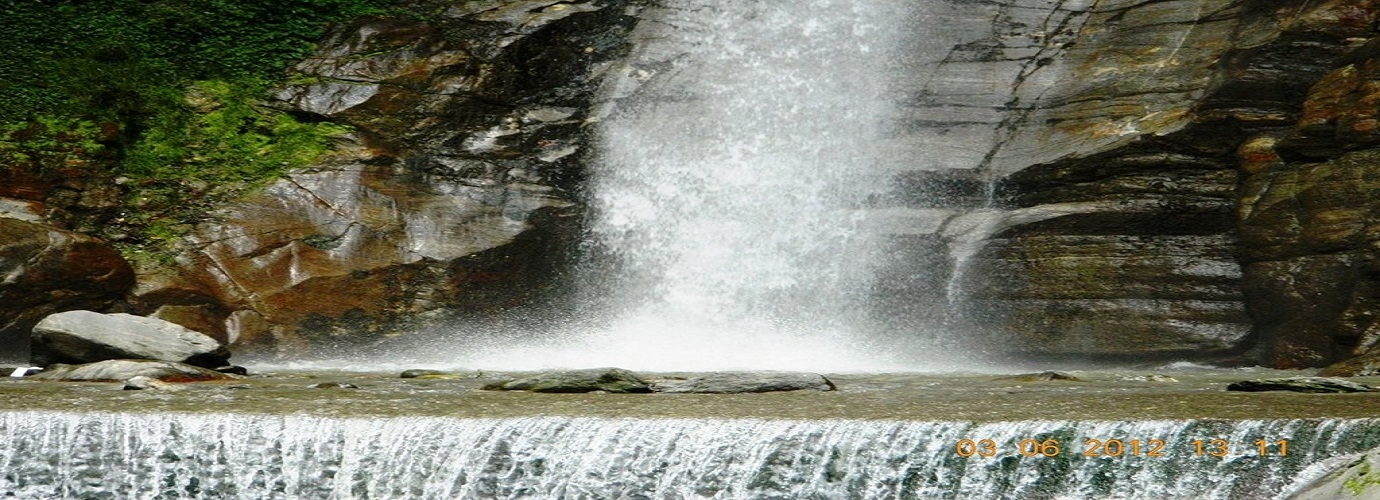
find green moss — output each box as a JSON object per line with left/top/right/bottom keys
{"left": 1344, "top": 458, "right": 1380, "bottom": 496}
{"left": 0, "top": 0, "right": 395, "bottom": 263}
{"left": 0, "top": 117, "right": 104, "bottom": 168}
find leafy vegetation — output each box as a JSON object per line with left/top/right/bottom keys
{"left": 0, "top": 0, "right": 389, "bottom": 262}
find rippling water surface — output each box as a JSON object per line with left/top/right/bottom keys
{"left": 5, "top": 366, "right": 1379, "bottom": 421}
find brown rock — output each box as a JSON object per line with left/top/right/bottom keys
{"left": 1319, "top": 349, "right": 1380, "bottom": 377}
{"left": 0, "top": 215, "right": 133, "bottom": 360}
{"left": 1239, "top": 150, "right": 1380, "bottom": 367}
{"left": 124, "top": 4, "right": 633, "bottom": 354}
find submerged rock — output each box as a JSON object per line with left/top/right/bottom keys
{"left": 122, "top": 375, "right": 183, "bottom": 391}
{"left": 649, "top": 372, "right": 836, "bottom": 393}
{"left": 309, "top": 382, "right": 360, "bottom": 389}
{"left": 1119, "top": 374, "right": 1179, "bottom": 383}
{"left": 483, "top": 368, "right": 651, "bottom": 393}
{"left": 28, "top": 360, "right": 239, "bottom": 383}
{"left": 400, "top": 369, "right": 447, "bottom": 379}
{"left": 214, "top": 366, "right": 249, "bottom": 376}
{"left": 30, "top": 310, "right": 230, "bottom": 369}
{"left": 1226, "top": 377, "right": 1377, "bottom": 393}
{"left": 995, "top": 371, "right": 1081, "bottom": 382}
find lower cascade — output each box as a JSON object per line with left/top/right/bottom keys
{"left": 5, "top": 411, "right": 1379, "bottom": 499}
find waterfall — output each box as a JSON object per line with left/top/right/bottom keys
{"left": 4, "top": 411, "right": 1378, "bottom": 499}
{"left": 450, "top": 0, "right": 939, "bottom": 372}
{"left": 579, "top": 0, "right": 911, "bottom": 371}
{"left": 587, "top": 0, "right": 899, "bottom": 320}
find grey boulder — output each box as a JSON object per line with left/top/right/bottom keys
{"left": 29, "top": 359, "right": 238, "bottom": 382}
{"left": 650, "top": 372, "right": 837, "bottom": 393}
{"left": 483, "top": 367, "right": 651, "bottom": 393}
{"left": 31, "top": 310, "right": 230, "bottom": 368}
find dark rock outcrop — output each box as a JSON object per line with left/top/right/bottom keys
{"left": 0, "top": 213, "right": 133, "bottom": 361}
{"left": 29, "top": 359, "right": 237, "bottom": 382}
{"left": 30, "top": 310, "right": 230, "bottom": 368}
{"left": 1226, "top": 376, "right": 1377, "bottom": 393}
{"left": 483, "top": 367, "right": 651, "bottom": 393}
{"left": 648, "top": 372, "right": 836, "bottom": 393}
{"left": 1237, "top": 35, "right": 1380, "bottom": 368}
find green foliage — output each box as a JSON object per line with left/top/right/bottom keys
{"left": 0, "top": 0, "right": 388, "bottom": 262}
{"left": 0, "top": 0, "right": 388, "bottom": 121}
{"left": 112, "top": 80, "right": 352, "bottom": 263}
{"left": 0, "top": 117, "right": 105, "bottom": 168}
{"left": 123, "top": 80, "right": 349, "bottom": 185}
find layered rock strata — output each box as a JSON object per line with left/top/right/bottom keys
{"left": 948, "top": 0, "right": 1378, "bottom": 362}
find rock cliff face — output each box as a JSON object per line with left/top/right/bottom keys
{"left": 945, "top": 0, "right": 1380, "bottom": 364}
{"left": 121, "top": 1, "right": 641, "bottom": 350}
{"left": 3, "top": 0, "right": 1378, "bottom": 366}
{"left": 1238, "top": 29, "right": 1380, "bottom": 369}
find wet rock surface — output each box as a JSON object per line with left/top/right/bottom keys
{"left": 1226, "top": 377, "right": 1377, "bottom": 393}
{"left": 30, "top": 310, "right": 229, "bottom": 369}
{"left": 948, "top": 0, "right": 1380, "bottom": 362}
{"left": 483, "top": 367, "right": 652, "bottom": 393}
{"left": 399, "top": 369, "right": 448, "bottom": 379}
{"left": 131, "top": 0, "right": 641, "bottom": 353}
{"left": 648, "top": 372, "right": 836, "bottom": 394}
{"left": 122, "top": 375, "right": 184, "bottom": 391}
{"left": 994, "top": 371, "right": 1081, "bottom": 382}
{"left": 29, "top": 359, "right": 239, "bottom": 383}
{"left": 0, "top": 215, "right": 133, "bottom": 361}
{"left": 1236, "top": 22, "right": 1380, "bottom": 368}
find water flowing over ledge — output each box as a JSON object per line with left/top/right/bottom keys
{"left": 4, "top": 411, "right": 1379, "bottom": 499}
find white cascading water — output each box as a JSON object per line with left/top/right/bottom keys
{"left": 4, "top": 411, "right": 1378, "bottom": 499}
{"left": 458, "top": 0, "right": 930, "bottom": 372}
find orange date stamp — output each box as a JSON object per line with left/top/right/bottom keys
{"left": 954, "top": 438, "right": 1289, "bottom": 458}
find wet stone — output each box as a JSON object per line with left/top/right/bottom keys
{"left": 649, "top": 372, "right": 836, "bottom": 393}
{"left": 482, "top": 367, "right": 651, "bottom": 393}
{"left": 29, "top": 359, "right": 239, "bottom": 383}
{"left": 1226, "top": 377, "right": 1377, "bottom": 393}
{"left": 995, "top": 371, "right": 1081, "bottom": 382}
